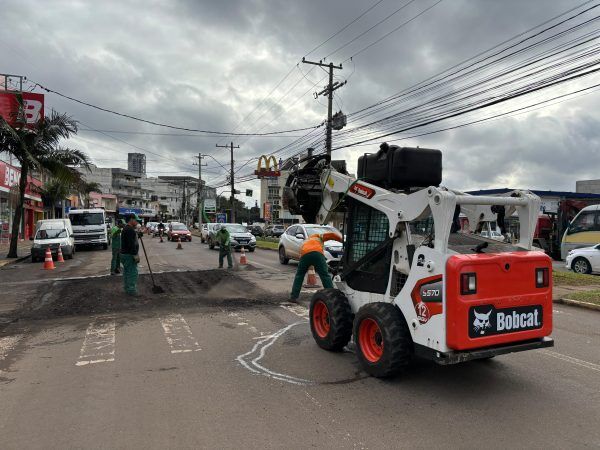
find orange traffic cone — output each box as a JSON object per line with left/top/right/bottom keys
{"left": 176, "top": 236, "right": 183, "bottom": 250}
{"left": 43, "top": 248, "right": 55, "bottom": 270}
{"left": 239, "top": 246, "right": 248, "bottom": 265}
{"left": 56, "top": 246, "right": 65, "bottom": 263}
{"left": 303, "top": 266, "right": 319, "bottom": 288}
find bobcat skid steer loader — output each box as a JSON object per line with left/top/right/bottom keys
{"left": 283, "top": 143, "right": 553, "bottom": 378}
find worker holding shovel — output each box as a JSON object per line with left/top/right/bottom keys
{"left": 121, "top": 213, "right": 141, "bottom": 296}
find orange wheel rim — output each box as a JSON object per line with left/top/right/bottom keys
{"left": 313, "top": 300, "right": 330, "bottom": 338}
{"left": 359, "top": 318, "right": 383, "bottom": 363}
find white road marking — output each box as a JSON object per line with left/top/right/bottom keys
{"left": 237, "top": 321, "right": 312, "bottom": 385}
{"left": 76, "top": 317, "right": 116, "bottom": 366}
{"left": 280, "top": 303, "right": 309, "bottom": 319}
{"left": 159, "top": 314, "right": 201, "bottom": 354}
{"left": 247, "top": 260, "right": 283, "bottom": 272}
{"left": 539, "top": 350, "right": 600, "bottom": 373}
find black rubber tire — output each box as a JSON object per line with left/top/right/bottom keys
{"left": 102, "top": 243, "right": 108, "bottom": 250}
{"left": 208, "top": 239, "right": 215, "bottom": 250}
{"left": 309, "top": 289, "right": 353, "bottom": 352}
{"left": 31, "top": 256, "right": 37, "bottom": 263}
{"left": 279, "top": 246, "right": 289, "bottom": 265}
{"left": 249, "top": 247, "right": 255, "bottom": 252}
{"left": 353, "top": 303, "right": 413, "bottom": 378}
{"left": 572, "top": 257, "right": 592, "bottom": 274}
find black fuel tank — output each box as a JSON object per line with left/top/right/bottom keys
{"left": 357, "top": 143, "right": 442, "bottom": 189}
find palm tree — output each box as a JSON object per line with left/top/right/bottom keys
{"left": 39, "top": 179, "right": 72, "bottom": 219}
{"left": 0, "top": 105, "right": 90, "bottom": 258}
{"left": 75, "top": 180, "right": 102, "bottom": 208}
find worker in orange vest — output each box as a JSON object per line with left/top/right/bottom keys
{"left": 290, "top": 230, "right": 343, "bottom": 302}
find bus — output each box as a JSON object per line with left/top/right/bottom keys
{"left": 561, "top": 204, "right": 600, "bottom": 259}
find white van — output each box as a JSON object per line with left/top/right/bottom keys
{"left": 31, "top": 218, "right": 75, "bottom": 262}
{"left": 68, "top": 208, "right": 109, "bottom": 249}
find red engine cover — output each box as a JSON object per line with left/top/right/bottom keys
{"left": 446, "top": 251, "right": 553, "bottom": 350}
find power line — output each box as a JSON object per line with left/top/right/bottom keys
{"left": 31, "top": 80, "right": 320, "bottom": 136}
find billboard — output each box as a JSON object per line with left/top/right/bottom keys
{"left": 0, "top": 91, "right": 44, "bottom": 129}
{"left": 204, "top": 198, "right": 216, "bottom": 213}
{"left": 216, "top": 213, "right": 227, "bottom": 223}
{"left": 255, "top": 155, "right": 281, "bottom": 178}
{"left": 263, "top": 202, "right": 272, "bottom": 221}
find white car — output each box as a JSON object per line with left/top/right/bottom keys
{"left": 278, "top": 224, "right": 343, "bottom": 266}
{"left": 565, "top": 244, "right": 600, "bottom": 274}
{"left": 201, "top": 223, "right": 218, "bottom": 243}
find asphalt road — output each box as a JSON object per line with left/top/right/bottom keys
{"left": 0, "top": 237, "right": 599, "bottom": 449}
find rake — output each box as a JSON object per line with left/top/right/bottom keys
{"left": 139, "top": 235, "right": 165, "bottom": 294}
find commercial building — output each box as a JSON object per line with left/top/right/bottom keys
{"left": 576, "top": 179, "right": 600, "bottom": 194}
{"left": 0, "top": 160, "right": 43, "bottom": 242}
{"left": 128, "top": 153, "right": 146, "bottom": 176}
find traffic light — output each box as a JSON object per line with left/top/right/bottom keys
{"left": 246, "top": 189, "right": 253, "bottom": 197}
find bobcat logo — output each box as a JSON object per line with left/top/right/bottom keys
{"left": 473, "top": 309, "right": 492, "bottom": 335}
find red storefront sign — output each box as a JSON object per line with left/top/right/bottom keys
{"left": 0, "top": 160, "right": 42, "bottom": 200}
{"left": 0, "top": 91, "right": 44, "bottom": 129}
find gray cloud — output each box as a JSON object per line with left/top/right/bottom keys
{"left": 1, "top": 0, "right": 598, "bottom": 204}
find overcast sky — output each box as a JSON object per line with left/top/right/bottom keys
{"left": 2, "top": 0, "right": 599, "bottom": 205}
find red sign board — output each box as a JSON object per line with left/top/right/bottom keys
{"left": 350, "top": 183, "right": 375, "bottom": 199}
{"left": 0, "top": 91, "right": 44, "bottom": 129}
{"left": 0, "top": 160, "right": 42, "bottom": 199}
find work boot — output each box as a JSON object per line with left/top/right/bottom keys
{"left": 288, "top": 297, "right": 298, "bottom": 303}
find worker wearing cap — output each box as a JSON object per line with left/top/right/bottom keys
{"left": 110, "top": 219, "right": 125, "bottom": 275}
{"left": 290, "top": 230, "right": 343, "bottom": 302}
{"left": 215, "top": 225, "right": 233, "bottom": 269}
{"left": 121, "top": 213, "right": 141, "bottom": 295}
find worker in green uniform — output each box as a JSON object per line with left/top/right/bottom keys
{"left": 110, "top": 219, "right": 125, "bottom": 275}
{"left": 215, "top": 225, "right": 233, "bottom": 269}
{"left": 120, "top": 213, "right": 141, "bottom": 295}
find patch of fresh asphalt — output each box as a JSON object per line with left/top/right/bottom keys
{"left": 0, "top": 238, "right": 599, "bottom": 448}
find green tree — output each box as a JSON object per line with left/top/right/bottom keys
{"left": 75, "top": 180, "right": 102, "bottom": 208}
{"left": 39, "top": 179, "right": 71, "bottom": 219}
{"left": 0, "top": 106, "right": 90, "bottom": 258}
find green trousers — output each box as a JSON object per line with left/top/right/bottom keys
{"left": 290, "top": 251, "right": 333, "bottom": 300}
{"left": 219, "top": 246, "right": 233, "bottom": 268}
{"left": 111, "top": 247, "right": 121, "bottom": 273}
{"left": 121, "top": 254, "right": 139, "bottom": 295}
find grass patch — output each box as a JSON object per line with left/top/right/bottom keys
{"left": 553, "top": 270, "right": 600, "bottom": 287}
{"left": 256, "top": 238, "right": 279, "bottom": 251}
{"left": 567, "top": 289, "right": 600, "bottom": 306}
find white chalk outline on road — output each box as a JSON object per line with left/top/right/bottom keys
{"left": 236, "top": 320, "right": 313, "bottom": 385}
{"left": 539, "top": 350, "right": 600, "bottom": 373}
{"left": 76, "top": 316, "right": 116, "bottom": 366}
{"left": 280, "top": 303, "right": 309, "bottom": 319}
{"left": 159, "top": 314, "right": 201, "bottom": 354}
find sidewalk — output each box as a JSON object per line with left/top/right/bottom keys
{"left": 0, "top": 240, "right": 31, "bottom": 268}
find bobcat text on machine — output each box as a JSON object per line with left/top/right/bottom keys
{"left": 283, "top": 143, "right": 553, "bottom": 378}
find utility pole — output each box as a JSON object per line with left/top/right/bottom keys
{"left": 193, "top": 154, "right": 207, "bottom": 224}
{"left": 302, "top": 58, "right": 345, "bottom": 157}
{"left": 216, "top": 142, "right": 239, "bottom": 222}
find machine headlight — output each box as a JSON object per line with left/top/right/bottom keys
{"left": 250, "top": 236, "right": 256, "bottom": 242}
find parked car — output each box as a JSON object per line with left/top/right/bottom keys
{"left": 248, "top": 225, "right": 264, "bottom": 237}
{"left": 31, "top": 218, "right": 75, "bottom": 262}
{"left": 208, "top": 223, "right": 256, "bottom": 251}
{"left": 145, "top": 221, "right": 158, "bottom": 235}
{"left": 265, "top": 224, "right": 285, "bottom": 237}
{"left": 278, "top": 224, "right": 343, "bottom": 267}
{"left": 201, "top": 223, "right": 218, "bottom": 243}
{"left": 167, "top": 222, "right": 192, "bottom": 242}
{"left": 565, "top": 244, "right": 600, "bottom": 274}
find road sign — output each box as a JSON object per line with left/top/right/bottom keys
{"left": 263, "top": 202, "right": 272, "bottom": 221}
{"left": 216, "top": 213, "right": 227, "bottom": 223}
{"left": 204, "top": 198, "right": 216, "bottom": 213}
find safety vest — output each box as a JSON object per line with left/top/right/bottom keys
{"left": 300, "top": 232, "right": 342, "bottom": 257}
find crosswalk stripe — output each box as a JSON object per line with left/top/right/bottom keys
{"left": 159, "top": 314, "right": 201, "bottom": 354}
{"left": 76, "top": 317, "right": 116, "bottom": 366}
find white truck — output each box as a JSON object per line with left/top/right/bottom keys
{"left": 68, "top": 208, "right": 109, "bottom": 250}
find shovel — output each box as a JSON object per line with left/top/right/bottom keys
{"left": 139, "top": 235, "right": 165, "bottom": 294}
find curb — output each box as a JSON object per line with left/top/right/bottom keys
{"left": 554, "top": 297, "right": 600, "bottom": 312}
{"left": 0, "top": 254, "right": 30, "bottom": 268}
